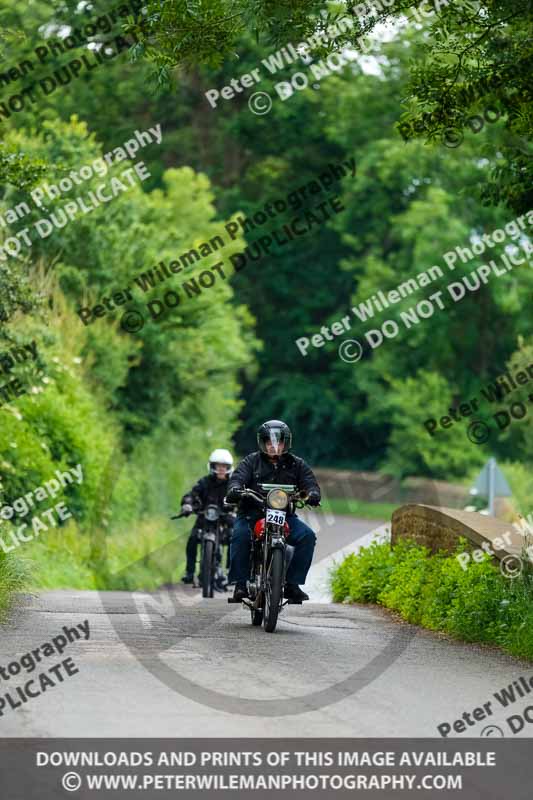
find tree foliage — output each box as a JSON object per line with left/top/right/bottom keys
{"left": 131, "top": 0, "right": 532, "bottom": 212}
{"left": 0, "top": 0, "right": 530, "bottom": 528}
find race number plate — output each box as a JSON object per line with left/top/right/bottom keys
{"left": 266, "top": 508, "right": 286, "bottom": 525}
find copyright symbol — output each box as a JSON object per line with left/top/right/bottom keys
{"left": 467, "top": 420, "right": 491, "bottom": 445}
{"left": 442, "top": 127, "right": 464, "bottom": 148}
{"left": 120, "top": 310, "right": 145, "bottom": 333}
{"left": 62, "top": 772, "right": 82, "bottom": 791}
{"left": 338, "top": 339, "right": 363, "bottom": 364}
{"left": 248, "top": 92, "right": 272, "bottom": 115}
{"left": 500, "top": 554, "right": 523, "bottom": 579}
{"left": 480, "top": 725, "right": 504, "bottom": 737}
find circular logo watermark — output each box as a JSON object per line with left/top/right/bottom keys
{"left": 500, "top": 554, "right": 523, "bottom": 579}
{"left": 248, "top": 92, "right": 273, "bottom": 116}
{"left": 467, "top": 420, "right": 491, "bottom": 445}
{"left": 92, "top": 451, "right": 429, "bottom": 717}
{"left": 62, "top": 772, "right": 82, "bottom": 791}
{"left": 480, "top": 724, "right": 505, "bottom": 737}
{"left": 338, "top": 339, "right": 363, "bottom": 364}
{"left": 120, "top": 310, "right": 145, "bottom": 333}
{"left": 442, "top": 127, "right": 464, "bottom": 148}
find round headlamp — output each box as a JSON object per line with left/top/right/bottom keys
{"left": 267, "top": 489, "right": 288, "bottom": 510}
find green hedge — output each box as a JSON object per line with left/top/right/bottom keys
{"left": 331, "top": 539, "right": 533, "bottom": 661}
{"left": 0, "top": 550, "right": 27, "bottom": 620}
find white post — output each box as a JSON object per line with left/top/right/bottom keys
{"left": 488, "top": 457, "right": 495, "bottom": 516}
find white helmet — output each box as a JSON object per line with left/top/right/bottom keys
{"left": 208, "top": 448, "right": 234, "bottom": 477}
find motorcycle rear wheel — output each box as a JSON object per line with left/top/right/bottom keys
{"left": 264, "top": 549, "right": 283, "bottom": 633}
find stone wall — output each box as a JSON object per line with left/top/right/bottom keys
{"left": 314, "top": 468, "right": 467, "bottom": 509}
{"left": 391, "top": 504, "right": 523, "bottom": 559}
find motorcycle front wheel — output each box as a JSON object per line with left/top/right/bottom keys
{"left": 202, "top": 540, "right": 215, "bottom": 598}
{"left": 264, "top": 548, "right": 283, "bottom": 633}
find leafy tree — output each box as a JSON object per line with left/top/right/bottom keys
{"left": 131, "top": 0, "right": 532, "bottom": 212}
{"left": 382, "top": 370, "right": 485, "bottom": 478}
{"left": 1, "top": 0, "right": 530, "bottom": 485}
{"left": 493, "top": 338, "right": 533, "bottom": 460}
{"left": 0, "top": 114, "right": 259, "bottom": 535}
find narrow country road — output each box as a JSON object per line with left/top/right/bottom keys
{"left": 0, "top": 514, "right": 530, "bottom": 738}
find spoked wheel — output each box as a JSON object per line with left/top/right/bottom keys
{"left": 264, "top": 549, "right": 283, "bottom": 633}
{"left": 202, "top": 540, "right": 215, "bottom": 598}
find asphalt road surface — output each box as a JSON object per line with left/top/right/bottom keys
{"left": 1, "top": 513, "right": 531, "bottom": 738}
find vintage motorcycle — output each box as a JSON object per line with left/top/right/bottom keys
{"left": 228, "top": 483, "right": 311, "bottom": 632}
{"left": 172, "top": 503, "right": 235, "bottom": 598}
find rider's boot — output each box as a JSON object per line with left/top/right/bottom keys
{"left": 181, "top": 572, "right": 194, "bottom": 584}
{"left": 233, "top": 582, "right": 249, "bottom": 601}
{"left": 215, "top": 569, "right": 228, "bottom": 591}
{"left": 284, "top": 583, "right": 309, "bottom": 602}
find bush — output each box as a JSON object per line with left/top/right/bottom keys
{"left": 331, "top": 540, "right": 395, "bottom": 603}
{"left": 0, "top": 122, "right": 259, "bottom": 609}
{"left": 331, "top": 538, "right": 533, "bottom": 660}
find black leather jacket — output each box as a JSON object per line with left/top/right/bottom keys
{"left": 227, "top": 451, "right": 320, "bottom": 514}
{"left": 181, "top": 474, "right": 229, "bottom": 511}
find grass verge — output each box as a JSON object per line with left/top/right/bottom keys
{"left": 331, "top": 538, "right": 533, "bottom": 661}
{"left": 321, "top": 497, "right": 397, "bottom": 520}
{"left": 3, "top": 516, "right": 190, "bottom": 594}
{"left": 0, "top": 550, "right": 28, "bottom": 620}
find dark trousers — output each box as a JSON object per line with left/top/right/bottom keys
{"left": 185, "top": 526, "right": 229, "bottom": 575}
{"left": 185, "top": 528, "right": 199, "bottom": 575}
{"left": 228, "top": 513, "right": 316, "bottom": 585}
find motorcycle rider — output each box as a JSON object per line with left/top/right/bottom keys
{"left": 226, "top": 420, "right": 321, "bottom": 603}
{"left": 180, "top": 449, "right": 234, "bottom": 584}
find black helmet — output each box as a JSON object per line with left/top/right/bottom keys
{"left": 257, "top": 419, "right": 292, "bottom": 456}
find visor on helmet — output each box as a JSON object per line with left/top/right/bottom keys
{"left": 257, "top": 423, "right": 292, "bottom": 456}
{"left": 209, "top": 462, "right": 232, "bottom": 477}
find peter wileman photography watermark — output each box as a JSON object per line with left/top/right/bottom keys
{"left": 33, "top": 747, "right": 470, "bottom": 794}
{"left": 0, "top": 0, "right": 147, "bottom": 121}
{"left": 295, "top": 210, "right": 533, "bottom": 359}
{"left": 423, "top": 365, "right": 533, "bottom": 446}
{"left": 439, "top": 106, "right": 502, "bottom": 149}
{"left": 336, "top": 220, "right": 532, "bottom": 360}
{"left": 0, "top": 125, "right": 162, "bottom": 265}
{"left": 204, "top": 0, "right": 451, "bottom": 115}
{"left": 0, "top": 620, "right": 88, "bottom": 718}
{"left": 454, "top": 512, "right": 533, "bottom": 579}
{"left": 423, "top": 343, "right": 533, "bottom": 447}
{"left": 0, "top": 464, "right": 83, "bottom": 554}
{"left": 437, "top": 670, "right": 533, "bottom": 738}
{"left": 0, "top": 339, "right": 38, "bottom": 409}
{"left": 76, "top": 158, "right": 356, "bottom": 333}
{"left": 88, "top": 449, "right": 423, "bottom": 719}
{"left": 263, "top": 0, "right": 451, "bottom": 113}
{"left": 398, "top": 52, "right": 533, "bottom": 148}
{"left": 454, "top": 391, "right": 533, "bottom": 447}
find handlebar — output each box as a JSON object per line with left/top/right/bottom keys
{"left": 239, "top": 488, "right": 264, "bottom": 505}
{"left": 171, "top": 502, "right": 201, "bottom": 520}
{"left": 235, "top": 488, "right": 318, "bottom": 509}
{"left": 171, "top": 506, "right": 236, "bottom": 520}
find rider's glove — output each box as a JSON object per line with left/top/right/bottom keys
{"left": 181, "top": 503, "right": 193, "bottom": 516}
{"left": 306, "top": 490, "right": 321, "bottom": 507}
{"left": 226, "top": 487, "right": 244, "bottom": 504}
